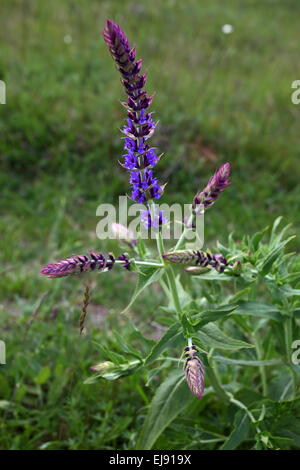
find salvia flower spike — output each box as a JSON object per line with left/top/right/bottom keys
{"left": 193, "top": 162, "right": 231, "bottom": 214}
{"left": 163, "top": 249, "right": 230, "bottom": 273}
{"left": 103, "top": 19, "right": 165, "bottom": 226}
{"left": 184, "top": 344, "right": 205, "bottom": 399}
{"left": 40, "top": 251, "right": 130, "bottom": 278}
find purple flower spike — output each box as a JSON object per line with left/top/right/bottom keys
{"left": 184, "top": 344, "right": 205, "bottom": 399}
{"left": 193, "top": 163, "right": 231, "bottom": 213}
{"left": 162, "top": 249, "right": 229, "bottom": 273}
{"left": 103, "top": 19, "right": 165, "bottom": 210}
{"left": 40, "top": 251, "right": 130, "bottom": 278}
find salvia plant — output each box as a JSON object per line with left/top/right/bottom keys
{"left": 40, "top": 20, "right": 300, "bottom": 449}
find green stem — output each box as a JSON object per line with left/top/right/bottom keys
{"left": 166, "top": 265, "right": 183, "bottom": 318}
{"left": 253, "top": 331, "right": 267, "bottom": 397}
{"left": 227, "top": 393, "right": 259, "bottom": 428}
{"left": 284, "top": 316, "right": 297, "bottom": 398}
{"left": 115, "top": 260, "right": 164, "bottom": 268}
{"left": 155, "top": 231, "right": 183, "bottom": 319}
{"left": 155, "top": 230, "right": 164, "bottom": 264}
{"left": 206, "top": 365, "right": 230, "bottom": 405}
{"left": 174, "top": 212, "right": 194, "bottom": 251}
{"left": 207, "top": 353, "right": 262, "bottom": 433}
{"left": 207, "top": 352, "right": 230, "bottom": 404}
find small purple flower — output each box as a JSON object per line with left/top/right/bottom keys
{"left": 184, "top": 344, "right": 205, "bottom": 399}
{"left": 117, "top": 253, "right": 131, "bottom": 270}
{"left": 193, "top": 163, "right": 231, "bottom": 213}
{"left": 140, "top": 204, "right": 167, "bottom": 229}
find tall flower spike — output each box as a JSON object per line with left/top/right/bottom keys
{"left": 40, "top": 251, "right": 130, "bottom": 278}
{"left": 163, "top": 249, "right": 230, "bottom": 273}
{"left": 103, "top": 20, "right": 165, "bottom": 226}
{"left": 193, "top": 163, "right": 231, "bottom": 214}
{"left": 184, "top": 344, "right": 205, "bottom": 399}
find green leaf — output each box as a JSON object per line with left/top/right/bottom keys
{"left": 122, "top": 265, "right": 164, "bottom": 313}
{"left": 233, "top": 301, "right": 281, "bottom": 321}
{"left": 128, "top": 320, "right": 156, "bottom": 354}
{"left": 258, "top": 236, "right": 295, "bottom": 276}
{"left": 35, "top": 366, "right": 51, "bottom": 385}
{"left": 294, "top": 308, "right": 300, "bottom": 319}
{"left": 278, "top": 284, "right": 300, "bottom": 298}
{"left": 136, "top": 370, "right": 194, "bottom": 449}
{"left": 213, "top": 355, "right": 282, "bottom": 367}
{"left": 175, "top": 276, "right": 192, "bottom": 309}
{"left": 270, "top": 216, "right": 283, "bottom": 244}
{"left": 195, "top": 323, "right": 254, "bottom": 350}
{"left": 280, "top": 272, "right": 300, "bottom": 284}
{"left": 102, "top": 417, "right": 133, "bottom": 444}
{"left": 220, "top": 410, "right": 250, "bottom": 450}
{"left": 93, "top": 342, "right": 125, "bottom": 365}
{"left": 268, "top": 373, "right": 294, "bottom": 401}
{"left": 271, "top": 219, "right": 292, "bottom": 248}
{"left": 191, "top": 304, "right": 238, "bottom": 328}
{"left": 251, "top": 226, "right": 269, "bottom": 251}
{"left": 216, "top": 240, "right": 230, "bottom": 255}
{"left": 144, "top": 323, "right": 183, "bottom": 366}
{"left": 113, "top": 331, "right": 143, "bottom": 360}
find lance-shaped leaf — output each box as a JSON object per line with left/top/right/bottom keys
{"left": 258, "top": 236, "right": 295, "bottom": 275}
{"left": 122, "top": 265, "right": 164, "bottom": 313}
{"left": 144, "top": 323, "right": 183, "bottom": 366}
{"left": 220, "top": 410, "right": 251, "bottom": 450}
{"left": 136, "top": 369, "right": 194, "bottom": 450}
{"left": 195, "top": 323, "right": 254, "bottom": 350}
{"left": 232, "top": 301, "right": 282, "bottom": 321}
{"left": 191, "top": 304, "right": 238, "bottom": 329}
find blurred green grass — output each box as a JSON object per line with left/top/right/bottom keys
{"left": 0, "top": 0, "right": 300, "bottom": 449}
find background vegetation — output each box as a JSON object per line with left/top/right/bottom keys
{"left": 0, "top": 0, "right": 299, "bottom": 449}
